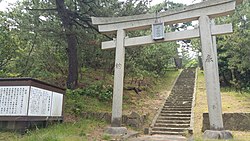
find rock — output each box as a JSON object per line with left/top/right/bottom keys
{"left": 127, "top": 112, "right": 143, "bottom": 128}
{"left": 130, "top": 112, "right": 140, "bottom": 119}
{"left": 127, "top": 119, "right": 141, "bottom": 128}
{"left": 144, "top": 128, "right": 149, "bottom": 134}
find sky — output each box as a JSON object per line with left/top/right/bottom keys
{"left": 0, "top": 0, "right": 18, "bottom": 11}
{"left": 0, "top": 0, "right": 203, "bottom": 11}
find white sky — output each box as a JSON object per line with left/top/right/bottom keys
{"left": 0, "top": 0, "right": 203, "bottom": 11}
{"left": 0, "top": 0, "right": 18, "bottom": 11}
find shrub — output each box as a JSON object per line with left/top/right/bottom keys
{"left": 67, "top": 83, "right": 113, "bottom": 101}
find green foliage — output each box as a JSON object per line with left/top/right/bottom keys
{"left": 216, "top": 0, "right": 250, "bottom": 91}
{"left": 0, "top": 12, "right": 19, "bottom": 75}
{"left": 68, "top": 83, "right": 113, "bottom": 101}
{"left": 102, "top": 134, "right": 112, "bottom": 140}
{"left": 184, "top": 58, "right": 198, "bottom": 68}
{"left": 65, "top": 82, "right": 112, "bottom": 115}
{"left": 126, "top": 42, "right": 177, "bottom": 79}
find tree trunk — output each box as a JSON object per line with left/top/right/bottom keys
{"left": 56, "top": 0, "right": 78, "bottom": 89}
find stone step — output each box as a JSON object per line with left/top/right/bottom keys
{"left": 174, "top": 81, "right": 194, "bottom": 83}
{"left": 161, "top": 110, "right": 191, "bottom": 114}
{"left": 164, "top": 102, "right": 192, "bottom": 105}
{"left": 162, "top": 108, "right": 192, "bottom": 111}
{"left": 169, "top": 97, "right": 193, "bottom": 99}
{"left": 168, "top": 97, "right": 193, "bottom": 99}
{"left": 164, "top": 103, "right": 192, "bottom": 106}
{"left": 166, "top": 99, "right": 193, "bottom": 102}
{"left": 152, "top": 127, "right": 189, "bottom": 132}
{"left": 160, "top": 111, "right": 191, "bottom": 114}
{"left": 164, "top": 104, "right": 192, "bottom": 107}
{"left": 151, "top": 131, "right": 185, "bottom": 136}
{"left": 166, "top": 99, "right": 192, "bottom": 101}
{"left": 159, "top": 113, "right": 191, "bottom": 117}
{"left": 166, "top": 98, "right": 193, "bottom": 101}
{"left": 173, "top": 86, "right": 194, "bottom": 88}
{"left": 175, "top": 79, "right": 195, "bottom": 81}
{"left": 163, "top": 106, "right": 192, "bottom": 108}
{"left": 154, "top": 123, "right": 190, "bottom": 128}
{"left": 168, "top": 96, "right": 193, "bottom": 98}
{"left": 173, "top": 88, "right": 194, "bottom": 90}
{"left": 162, "top": 106, "right": 192, "bottom": 109}
{"left": 171, "top": 91, "right": 194, "bottom": 94}
{"left": 168, "top": 96, "right": 193, "bottom": 100}
{"left": 165, "top": 101, "right": 192, "bottom": 103}
{"left": 161, "top": 109, "right": 192, "bottom": 112}
{"left": 177, "top": 79, "right": 194, "bottom": 81}
{"left": 157, "top": 116, "right": 190, "bottom": 121}
{"left": 156, "top": 120, "right": 190, "bottom": 124}
{"left": 173, "top": 90, "right": 194, "bottom": 92}
{"left": 172, "top": 91, "right": 193, "bottom": 93}
{"left": 172, "top": 88, "right": 194, "bottom": 90}
{"left": 173, "top": 85, "right": 194, "bottom": 88}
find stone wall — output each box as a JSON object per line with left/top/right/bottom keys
{"left": 81, "top": 111, "right": 147, "bottom": 128}
{"left": 202, "top": 113, "right": 250, "bottom": 131}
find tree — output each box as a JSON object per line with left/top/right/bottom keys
{"left": 55, "top": 0, "right": 78, "bottom": 89}
{"left": 0, "top": 12, "right": 18, "bottom": 74}
{"left": 216, "top": 0, "right": 250, "bottom": 90}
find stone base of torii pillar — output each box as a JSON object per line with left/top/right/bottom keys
{"left": 105, "top": 127, "right": 128, "bottom": 135}
{"left": 203, "top": 130, "right": 233, "bottom": 139}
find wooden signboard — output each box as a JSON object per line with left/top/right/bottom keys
{"left": 0, "top": 78, "right": 65, "bottom": 131}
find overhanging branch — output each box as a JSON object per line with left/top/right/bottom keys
{"left": 25, "top": 8, "right": 57, "bottom": 11}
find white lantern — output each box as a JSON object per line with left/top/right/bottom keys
{"left": 152, "top": 22, "right": 165, "bottom": 40}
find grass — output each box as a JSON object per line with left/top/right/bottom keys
{"left": 101, "top": 134, "right": 112, "bottom": 140}
{"left": 0, "top": 119, "right": 107, "bottom": 141}
{"left": 194, "top": 70, "right": 250, "bottom": 141}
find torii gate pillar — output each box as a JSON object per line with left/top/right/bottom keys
{"left": 199, "top": 16, "right": 233, "bottom": 139}
{"left": 105, "top": 29, "right": 128, "bottom": 135}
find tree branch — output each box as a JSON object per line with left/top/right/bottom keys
{"left": 25, "top": 8, "right": 57, "bottom": 11}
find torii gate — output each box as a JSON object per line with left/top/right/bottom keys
{"left": 92, "top": 0, "right": 242, "bottom": 138}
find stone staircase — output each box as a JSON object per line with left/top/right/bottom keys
{"left": 150, "top": 68, "right": 196, "bottom": 136}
